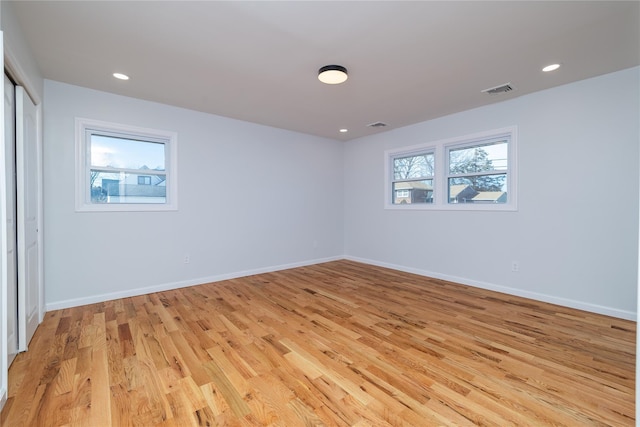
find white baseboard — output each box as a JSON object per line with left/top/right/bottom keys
{"left": 45, "top": 255, "right": 343, "bottom": 311}
{"left": 0, "top": 387, "right": 6, "bottom": 412}
{"left": 344, "top": 256, "right": 637, "bottom": 321}
{"left": 45, "top": 254, "right": 636, "bottom": 321}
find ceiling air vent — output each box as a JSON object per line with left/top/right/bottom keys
{"left": 367, "top": 121, "right": 388, "bottom": 128}
{"left": 481, "top": 83, "right": 514, "bottom": 95}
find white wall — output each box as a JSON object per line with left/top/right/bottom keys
{"left": 344, "top": 67, "right": 640, "bottom": 320}
{"left": 43, "top": 80, "right": 344, "bottom": 309}
{"left": 1, "top": 2, "right": 43, "bottom": 102}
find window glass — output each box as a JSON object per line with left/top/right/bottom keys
{"left": 88, "top": 133, "right": 168, "bottom": 205}
{"left": 393, "top": 153, "right": 434, "bottom": 180}
{"left": 449, "top": 141, "right": 507, "bottom": 174}
{"left": 91, "top": 171, "right": 166, "bottom": 204}
{"left": 447, "top": 139, "right": 508, "bottom": 204}
{"left": 393, "top": 180, "right": 433, "bottom": 204}
{"left": 90, "top": 135, "right": 165, "bottom": 170}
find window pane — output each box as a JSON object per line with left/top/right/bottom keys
{"left": 91, "top": 170, "right": 166, "bottom": 204}
{"left": 449, "top": 141, "right": 507, "bottom": 174}
{"left": 393, "top": 153, "right": 434, "bottom": 180}
{"left": 392, "top": 180, "right": 433, "bottom": 204}
{"left": 90, "top": 134, "right": 166, "bottom": 171}
{"left": 448, "top": 175, "right": 507, "bottom": 204}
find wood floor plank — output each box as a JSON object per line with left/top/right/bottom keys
{"left": 1, "top": 260, "right": 635, "bottom": 426}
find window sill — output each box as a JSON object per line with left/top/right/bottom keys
{"left": 384, "top": 203, "right": 517, "bottom": 212}
{"left": 75, "top": 203, "right": 178, "bottom": 213}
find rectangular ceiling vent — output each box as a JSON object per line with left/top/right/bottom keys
{"left": 481, "top": 83, "right": 514, "bottom": 95}
{"left": 367, "top": 121, "right": 388, "bottom": 128}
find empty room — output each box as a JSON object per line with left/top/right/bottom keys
{"left": 0, "top": 1, "right": 638, "bottom": 426}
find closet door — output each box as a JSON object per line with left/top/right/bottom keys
{"left": 3, "top": 75, "right": 18, "bottom": 364}
{"left": 15, "top": 86, "right": 39, "bottom": 351}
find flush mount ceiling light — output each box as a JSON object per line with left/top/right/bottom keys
{"left": 542, "top": 63, "right": 561, "bottom": 72}
{"left": 318, "top": 65, "right": 348, "bottom": 84}
{"left": 113, "top": 72, "right": 130, "bottom": 80}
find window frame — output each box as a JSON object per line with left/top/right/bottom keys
{"left": 75, "top": 118, "right": 178, "bottom": 212}
{"left": 385, "top": 126, "right": 517, "bottom": 211}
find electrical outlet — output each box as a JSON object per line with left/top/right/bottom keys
{"left": 511, "top": 261, "right": 519, "bottom": 272}
{"left": 184, "top": 254, "right": 190, "bottom": 264}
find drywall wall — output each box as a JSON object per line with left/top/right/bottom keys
{"left": 344, "top": 67, "right": 639, "bottom": 319}
{"left": 1, "top": 1, "right": 43, "bottom": 101}
{"left": 43, "top": 80, "right": 344, "bottom": 309}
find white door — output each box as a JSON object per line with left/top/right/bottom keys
{"left": 3, "top": 75, "right": 18, "bottom": 364}
{"left": 15, "top": 86, "right": 39, "bottom": 351}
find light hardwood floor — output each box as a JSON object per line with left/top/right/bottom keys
{"left": 1, "top": 260, "right": 635, "bottom": 426}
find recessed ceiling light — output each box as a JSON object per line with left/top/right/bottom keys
{"left": 113, "top": 72, "right": 130, "bottom": 80}
{"left": 318, "top": 65, "right": 348, "bottom": 85}
{"left": 339, "top": 128, "right": 348, "bottom": 133}
{"left": 542, "top": 64, "right": 561, "bottom": 72}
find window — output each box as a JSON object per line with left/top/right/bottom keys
{"left": 390, "top": 151, "right": 434, "bottom": 205}
{"left": 138, "top": 176, "right": 151, "bottom": 185}
{"left": 447, "top": 137, "right": 509, "bottom": 205}
{"left": 385, "top": 126, "right": 516, "bottom": 210}
{"left": 76, "top": 118, "right": 178, "bottom": 212}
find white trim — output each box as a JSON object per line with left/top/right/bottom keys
{"left": 384, "top": 126, "right": 518, "bottom": 211}
{"left": 0, "top": 387, "right": 6, "bottom": 413}
{"left": 75, "top": 117, "right": 178, "bottom": 212}
{"left": 344, "top": 255, "right": 636, "bottom": 321}
{"left": 45, "top": 255, "right": 343, "bottom": 311}
{"left": 636, "top": 131, "right": 640, "bottom": 424}
{"left": 44, "top": 253, "right": 635, "bottom": 321}
{"left": 0, "top": 31, "right": 8, "bottom": 413}
{"left": 3, "top": 43, "right": 40, "bottom": 106}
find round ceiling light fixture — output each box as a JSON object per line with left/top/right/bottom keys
{"left": 113, "top": 72, "right": 130, "bottom": 80}
{"left": 318, "top": 65, "right": 348, "bottom": 84}
{"left": 542, "top": 63, "right": 561, "bottom": 72}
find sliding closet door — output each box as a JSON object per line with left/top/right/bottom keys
{"left": 4, "top": 75, "right": 18, "bottom": 364}
{"left": 15, "top": 86, "right": 39, "bottom": 351}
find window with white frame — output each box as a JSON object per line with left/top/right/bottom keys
{"left": 385, "top": 127, "right": 516, "bottom": 210}
{"left": 76, "top": 118, "right": 178, "bottom": 212}
{"left": 447, "top": 136, "right": 509, "bottom": 205}
{"left": 390, "top": 151, "right": 435, "bottom": 205}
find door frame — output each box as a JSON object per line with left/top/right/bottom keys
{"left": 0, "top": 30, "right": 7, "bottom": 412}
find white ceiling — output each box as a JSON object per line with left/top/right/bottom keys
{"left": 10, "top": 1, "right": 640, "bottom": 141}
